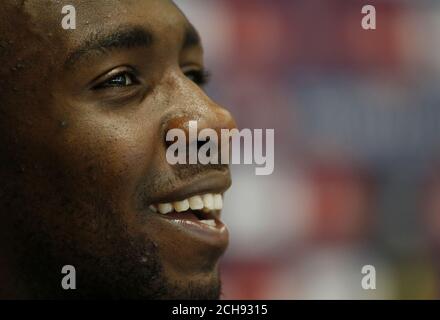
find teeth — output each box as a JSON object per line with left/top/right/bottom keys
{"left": 173, "top": 199, "right": 189, "bottom": 212}
{"left": 200, "top": 219, "right": 216, "bottom": 227}
{"left": 213, "top": 194, "right": 223, "bottom": 210}
{"left": 158, "top": 203, "right": 173, "bottom": 214}
{"left": 202, "top": 194, "right": 214, "bottom": 210}
{"left": 189, "top": 195, "right": 204, "bottom": 210}
{"left": 152, "top": 193, "right": 223, "bottom": 215}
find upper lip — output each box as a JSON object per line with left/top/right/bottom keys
{"left": 147, "top": 170, "right": 231, "bottom": 206}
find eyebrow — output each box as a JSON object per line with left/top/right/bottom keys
{"left": 64, "top": 24, "right": 201, "bottom": 69}
{"left": 64, "top": 26, "right": 153, "bottom": 68}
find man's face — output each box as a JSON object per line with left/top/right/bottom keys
{"left": 0, "top": 0, "right": 235, "bottom": 299}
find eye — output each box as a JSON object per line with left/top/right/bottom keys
{"left": 184, "top": 69, "right": 211, "bottom": 87}
{"left": 93, "top": 71, "right": 140, "bottom": 90}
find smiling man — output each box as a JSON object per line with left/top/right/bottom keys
{"left": 0, "top": 0, "right": 236, "bottom": 299}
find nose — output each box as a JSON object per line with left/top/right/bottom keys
{"left": 164, "top": 108, "right": 236, "bottom": 143}
{"left": 162, "top": 77, "right": 237, "bottom": 159}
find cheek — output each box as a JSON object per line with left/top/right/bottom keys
{"left": 53, "top": 115, "right": 157, "bottom": 209}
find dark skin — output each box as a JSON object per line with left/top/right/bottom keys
{"left": 0, "top": 0, "right": 236, "bottom": 299}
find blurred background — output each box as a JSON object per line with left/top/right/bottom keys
{"left": 175, "top": 0, "right": 440, "bottom": 299}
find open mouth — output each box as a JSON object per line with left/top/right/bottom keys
{"left": 149, "top": 193, "right": 223, "bottom": 228}
{"left": 144, "top": 172, "right": 231, "bottom": 250}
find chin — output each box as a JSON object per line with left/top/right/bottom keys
{"left": 160, "top": 268, "right": 222, "bottom": 300}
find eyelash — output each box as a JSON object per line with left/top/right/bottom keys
{"left": 93, "top": 71, "right": 139, "bottom": 90}
{"left": 184, "top": 69, "right": 211, "bottom": 86}
{"left": 93, "top": 68, "right": 211, "bottom": 90}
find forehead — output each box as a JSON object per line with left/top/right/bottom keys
{"left": 25, "top": 0, "right": 190, "bottom": 52}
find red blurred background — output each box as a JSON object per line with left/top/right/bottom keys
{"left": 176, "top": 0, "right": 440, "bottom": 299}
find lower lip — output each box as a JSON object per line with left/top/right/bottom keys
{"left": 155, "top": 210, "right": 229, "bottom": 249}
